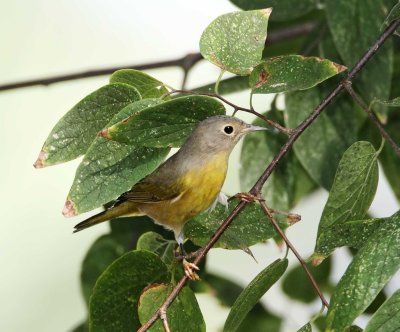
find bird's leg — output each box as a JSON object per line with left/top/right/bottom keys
{"left": 175, "top": 231, "right": 200, "bottom": 281}
{"left": 235, "top": 192, "right": 301, "bottom": 224}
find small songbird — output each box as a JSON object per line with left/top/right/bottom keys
{"left": 73, "top": 115, "right": 267, "bottom": 279}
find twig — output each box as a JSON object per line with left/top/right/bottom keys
{"left": 0, "top": 23, "right": 315, "bottom": 92}
{"left": 137, "top": 19, "right": 400, "bottom": 332}
{"left": 259, "top": 199, "right": 329, "bottom": 307}
{"left": 170, "top": 89, "right": 291, "bottom": 135}
{"left": 344, "top": 82, "right": 400, "bottom": 158}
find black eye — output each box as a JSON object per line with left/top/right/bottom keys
{"left": 224, "top": 126, "right": 234, "bottom": 134}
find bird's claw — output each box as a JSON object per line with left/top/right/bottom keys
{"left": 235, "top": 192, "right": 258, "bottom": 203}
{"left": 183, "top": 259, "right": 200, "bottom": 280}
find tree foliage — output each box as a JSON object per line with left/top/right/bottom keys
{"left": 36, "top": 1, "right": 400, "bottom": 331}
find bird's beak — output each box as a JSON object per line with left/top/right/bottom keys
{"left": 243, "top": 124, "right": 269, "bottom": 133}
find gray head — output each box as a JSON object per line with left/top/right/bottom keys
{"left": 183, "top": 115, "right": 267, "bottom": 155}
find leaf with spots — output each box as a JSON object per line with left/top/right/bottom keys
{"left": 64, "top": 99, "right": 169, "bottom": 216}
{"left": 229, "top": 0, "right": 317, "bottom": 21}
{"left": 326, "top": 211, "right": 400, "bottom": 331}
{"left": 325, "top": 0, "right": 393, "bottom": 121}
{"left": 285, "top": 85, "right": 357, "bottom": 189}
{"left": 223, "top": 259, "right": 288, "bottom": 332}
{"left": 200, "top": 9, "right": 272, "bottom": 75}
{"left": 184, "top": 198, "right": 291, "bottom": 249}
{"left": 313, "top": 141, "right": 379, "bottom": 264}
{"left": 110, "top": 69, "right": 169, "bottom": 99}
{"left": 364, "top": 289, "right": 400, "bottom": 332}
{"left": 102, "top": 95, "right": 225, "bottom": 148}
{"left": 138, "top": 284, "right": 205, "bottom": 332}
{"left": 89, "top": 250, "right": 169, "bottom": 331}
{"left": 312, "top": 217, "right": 387, "bottom": 262}
{"left": 34, "top": 83, "right": 141, "bottom": 168}
{"left": 249, "top": 55, "right": 346, "bottom": 94}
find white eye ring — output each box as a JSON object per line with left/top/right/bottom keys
{"left": 223, "top": 125, "right": 234, "bottom": 135}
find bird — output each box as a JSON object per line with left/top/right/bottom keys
{"left": 73, "top": 115, "right": 267, "bottom": 279}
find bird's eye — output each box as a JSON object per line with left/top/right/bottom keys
{"left": 224, "top": 126, "right": 234, "bottom": 134}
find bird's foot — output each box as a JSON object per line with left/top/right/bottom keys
{"left": 183, "top": 259, "right": 200, "bottom": 280}
{"left": 235, "top": 192, "right": 258, "bottom": 203}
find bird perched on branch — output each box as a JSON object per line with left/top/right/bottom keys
{"left": 73, "top": 115, "right": 267, "bottom": 279}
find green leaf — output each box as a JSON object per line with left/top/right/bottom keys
{"left": 297, "top": 323, "right": 312, "bottom": 332}
{"left": 184, "top": 198, "right": 290, "bottom": 249}
{"left": 223, "top": 258, "right": 288, "bottom": 332}
{"left": 199, "top": 9, "right": 271, "bottom": 75}
{"left": 380, "top": 109, "right": 400, "bottom": 201}
{"left": 249, "top": 55, "right": 346, "bottom": 94}
{"left": 34, "top": 83, "right": 141, "bottom": 168}
{"left": 285, "top": 86, "right": 357, "bottom": 189}
{"left": 137, "top": 232, "right": 175, "bottom": 266}
{"left": 364, "top": 289, "right": 400, "bottom": 332}
{"left": 240, "top": 110, "right": 316, "bottom": 211}
{"left": 71, "top": 321, "right": 89, "bottom": 332}
{"left": 383, "top": 1, "right": 400, "bottom": 35}
{"left": 110, "top": 69, "right": 169, "bottom": 99}
{"left": 81, "top": 234, "right": 127, "bottom": 307}
{"left": 104, "top": 95, "right": 225, "bottom": 147}
{"left": 374, "top": 97, "right": 400, "bottom": 107}
{"left": 64, "top": 99, "right": 169, "bottom": 215}
{"left": 282, "top": 258, "right": 331, "bottom": 303}
{"left": 313, "top": 218, "right": 386, "bottom": 260}
{"left": 229, "top": 0, "right": 317, "bottom": 21}
{"left": 138, "top": 284, "right": 205, "bottom": 332}
{"left": 326, "top": 211, "right": 400, "bottom": 331}
{"left": 325, "top": 0, "right": 393, "bottom": 121}
{"left": 313, "top": 141, "right": 379, "bottom": 262}
{"left": 89, "top": 250, "right": 169, "bottom": 331}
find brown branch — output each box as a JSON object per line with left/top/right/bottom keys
{"left": 170, "top": 89, "right": 291, "bottom": 135}
{"left": 259, "top": 199, "right": 329, "bottom": 307}
{"left": 137, "top": 19, "right": 400, "bottom": 332}
{"left": 0, "top": 23, "right": 315, "bottom": 92}
{"left": 344, "top": 82, "right": 400, "bottom": 158}
{"left": 159, "top": 308, "right": 171, "bottom": 332}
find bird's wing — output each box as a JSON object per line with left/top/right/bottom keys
{"left": 118, "top": 180, "right": 183, "bottom": 203}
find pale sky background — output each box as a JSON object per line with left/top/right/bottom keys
{"left": 1, "top": 1, "right": 399, "bottom": 331}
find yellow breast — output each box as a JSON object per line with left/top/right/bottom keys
{"left": 139, "top": 152, "right": 228, "bottom": 230}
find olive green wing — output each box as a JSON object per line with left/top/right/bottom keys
{"left": 118, "top": 180, "right": 183, "bottom": 203}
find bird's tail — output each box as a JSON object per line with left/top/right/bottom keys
{"left": 73, "top": 201, "right": 142, "bottom": 233}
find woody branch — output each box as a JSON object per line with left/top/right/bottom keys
{"left": 138, "top": 19, "right": 400, "bottom": 332}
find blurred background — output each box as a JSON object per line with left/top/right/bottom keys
{"left": 1, "top": 1, "right": 399, "bottom": 331}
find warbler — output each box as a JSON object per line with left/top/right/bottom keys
{"left": 73, "top": 115, "right": 267, "bottom": 278}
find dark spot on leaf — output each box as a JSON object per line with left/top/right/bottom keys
{"left": 33, "top": 150, "right": 48, "bottom": 168}
{"left": 254, "top": 69, "right": 269, "bottom": 88}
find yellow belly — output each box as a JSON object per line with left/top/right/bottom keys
{"left": 138, "top": 152, "right": 228, "bottom": 231}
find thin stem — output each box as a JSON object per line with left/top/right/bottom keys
{"left": 160, "top": 307, "right": 171, "bottom": 332}
{"left": 170, "top": 89, "right": 291, "bottom": 135}
{"left": 214, "top": 70, "right": 225, "bottom": 94}
{"left": 344, "top": 82, "right": 400, "bottom": 158}
{"left": 137, "top": 18, "right": 400, "bottom": 332}
{"left": 259, "top": 200, "right": 329, "bottom": 308}
{"left": 0, "top": 23, "right": 315, "bottom": 92}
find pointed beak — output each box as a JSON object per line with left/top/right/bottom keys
{"left": 243, "top": 124, "right": 268, "bottom": 133}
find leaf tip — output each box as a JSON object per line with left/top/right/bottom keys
{"left": 311, "top": 255, "right": 325, "bottom": 266}
{"left": 63, "top": 199, "right": 77, "bottom": 217}
{"left": 332, "top": 62, "right": 347, "bottom": 73}
{"left": 260, "top": 7, "right": 273, "bottom": 17}
{"left": 287, "top": 213, "right": 301, "bottom": 224}
{"left": 33, "top": 150, "right": 48, "bottom": 168}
